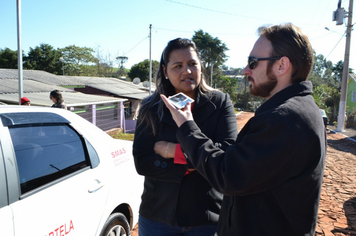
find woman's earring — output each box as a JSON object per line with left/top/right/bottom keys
{"left": 165, "top": 77, "right": 168, "bottom": 80}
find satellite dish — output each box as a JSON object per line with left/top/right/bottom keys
{"left": 143, "top": 81, "right": 150, "bottom": 88}
{"left": 133, "top": 77, "right": 140, "bottom": 84}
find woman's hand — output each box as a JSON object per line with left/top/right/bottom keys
{"left": 154, "top": 141, "right": 196, "bottom": 172}
{"left": 160, "top": 94, "right": 194, "bottom": 127}
{"left": 154, "top": 141, "right": 176, "bottom": 159}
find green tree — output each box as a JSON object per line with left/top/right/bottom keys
{"left": 333, "top": 60, "right": 344, "bottom": 82}
{"left": 192, "top": 30, "right": 229, "bottom": 86}
{"left": 59, "top": 45, "right": 96, "bottom": 76}
{"left": 96, "top": 61, "right": 115, "bottom": 77}
{"left": 24, "top": 44, "right": 62, "bottom": 74}
{"left": 216, "top": 76, "right": 239, "bottom": 103}
{"left": 311, "top": 53, "right": 349, "bottom": 88}
{"left": 312, "top": 84, "right": 333, "bottom": 109}
{"left": 312, "top": 53, "right": 328, "bottom": 79}
{"left": 0, "top": 48, "right": 20, "bottom": 69}
{"left": 332, "top": 60, "right": 354, "bottom": 88}
{"left": 128, "top": 59, "right": 159, "bottom": 82}
{"left": 116, "top": 56, "right": 128, "bottom": 78}
{"left": 312, "top": 83, "right": 339, "bottom": 122}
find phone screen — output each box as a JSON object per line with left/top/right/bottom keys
{"left": 168, "top": 92, "right": 194, "bottom": 109}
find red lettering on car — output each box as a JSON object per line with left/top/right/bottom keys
{"left": 46, "top": 220, "right": 74, "bottom": 236}
{"left": 111, "top": 148, "right": 127, "bottom": 158}
{"left": 69, "top": 220, "right": 74, "bottom": 232}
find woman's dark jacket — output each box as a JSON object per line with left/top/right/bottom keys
{"left": 177, "top": 81, "right": 327, "bottom": 235}
{"left": 51, "top": 102, "right": 66, "bottom": 109}
{"left": 133, "top": 90, "right": 238, "bottom": 226}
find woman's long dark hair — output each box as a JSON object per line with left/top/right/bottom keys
{"left": 50, "top": 90, "right": 64, "bottom": 104}
{"left": 137, "top": 38, "right": 213, "bottom": 135}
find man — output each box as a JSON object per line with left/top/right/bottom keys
{"left": 160, "top": 23, "right": 326, "bottom": 235}
{"left": 20, "top": 97, "right": 31, "bottom": 106}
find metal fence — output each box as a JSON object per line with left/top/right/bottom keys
{"left": 68, "top": 101, "right": 125, "bottom": 132}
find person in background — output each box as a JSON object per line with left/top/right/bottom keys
{"left": 160, "top": 23, "right": 327, "bottom": 236}
{"left": 132, "top": 38, "right": 238, "bottom": 236}
{"left": 20, "top": 97, "right": 31, "bottom": 106}
{"left": 50, "top": 90, "right": 67, "bottom": 109}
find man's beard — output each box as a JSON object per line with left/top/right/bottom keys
{"left": 248, "top": 68, "right": 277, "bottom": 98}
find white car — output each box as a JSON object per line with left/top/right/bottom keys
{"left": 0, "top": 106, "right": 143, "bottom": 236}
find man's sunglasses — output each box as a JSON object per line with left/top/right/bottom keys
{"left": 248, "top": 56, "right": 282, "bottom": 70}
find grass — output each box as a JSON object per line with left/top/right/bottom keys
{"left": 109, "top": 108, "right": 244, "bottom": 140}
{"left": 109, "top": 130, "right": 135, "bottom": 141}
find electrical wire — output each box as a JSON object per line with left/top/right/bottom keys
{"left": 315, "top": 0, "right": 332, "bottom": 30}
{"left": 153, "top": 27, "right": 193, "bottom": 34}
{"left": 325, "top": 32, "right": 346, "bottom": 59}
{"left": 153, "top": 27, "right": 251, "bottom": 36}
{"left": 165, "top": 0, "right": 267, "bottom": 21}
{"left": 122, "top": 36, "right": 148, "bottom": 56}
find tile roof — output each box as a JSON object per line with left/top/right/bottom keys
{"left": 0, "top": 69, "right": 155, "bottom": 104}
{"left": 0, "top": 91, "right": 124, "bottom": 107}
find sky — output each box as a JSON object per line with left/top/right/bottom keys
{"left": 1, "top": 0, "right": 355, "bottom": 72}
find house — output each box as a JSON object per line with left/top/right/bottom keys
{"left": 347, "top": 73, "right": 356, "bottom": 114}
{"left": 0, "top": 69, "right": 155, "bottom": 132}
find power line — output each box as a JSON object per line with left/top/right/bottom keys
{"left": 307, "top": 0, "right": 323, "bottom": 32}
{"left": 154, "top": 27, "right": 193, "bottom": 34}
{"left": 315, "top": 0, "right": 332, "bottom": 30}
{"left": 123, "top": 36, "right": 148, "bottom": 56}
{"left": 165, "top": 0, "right": 267, "bottom": 21}
{"left": 325, "top": 32, "right": 346, "bottom": 59}
{"left": 153, "top": 27, "right": 251, "bottom": 37}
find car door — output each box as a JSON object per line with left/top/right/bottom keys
{"left": 8, "top": 123, "right": 109, "bottom": 236}
{"left": 0, "top": 126, "right": 15, "bottom": 236}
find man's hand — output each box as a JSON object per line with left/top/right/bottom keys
{"left": 160, "top": 94, "right": 194, "bottom": 127}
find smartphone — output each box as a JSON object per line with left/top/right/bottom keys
{"left": 168, "top": 92, "right": 194, "bottom": 109}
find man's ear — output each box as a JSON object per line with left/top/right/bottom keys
{"left": 276, "top": 56, "right": 291, "bottom": 76}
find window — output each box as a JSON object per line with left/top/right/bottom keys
{"left": 9, "top": 124, "right": 88, "bottom": 194}
{"left": 124, "top": 101, "right": 132, "bottom": 118}
{"left": 352, "top": 91, "right": 356, "bottom": 103}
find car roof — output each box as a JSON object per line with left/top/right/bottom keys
{"left": 0, "top": 105, "right": 74, "bottom": 127}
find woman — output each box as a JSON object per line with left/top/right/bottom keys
{"left": 50, "top": 90, "right": 67, "bottom": 109}
{"left": 133, "top": 38, "right": 238, "bottom": 236}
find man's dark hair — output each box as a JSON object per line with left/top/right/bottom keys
{"left": 258, "top": 23, "right": 314, "bottom": 83}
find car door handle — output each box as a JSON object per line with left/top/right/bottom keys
{"left": 88, "top": 179, "right": 104, "bottom": 193}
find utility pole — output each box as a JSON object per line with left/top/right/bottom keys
{"left": 149, "top": 24, "right": 152, "bottom": 95}
{"left": 210, "top": 63, "right": 213, "bottom": 86}
{"left": 335, "top": 0, "right": 353, "bottom": 131}
{"left": 17, "top": 0, "right": 23, "bottom": 104}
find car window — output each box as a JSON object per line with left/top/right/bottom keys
{"left": 9, "top": 124, "right": 89, "bottom": 194}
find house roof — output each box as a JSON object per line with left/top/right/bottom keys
{"left": 0, "top": 91, "right": 125, "bottom": 107}
{"left": 68, "top": 76, "right": 155, "bottom": 100}
{"left": 0, "top": 79, "right": 72, "bottom": 93}
{"left": 0, "top": 69, "right": 155, "bottom": 104}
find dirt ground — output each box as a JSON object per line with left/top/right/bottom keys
{"left": 131, "top": 111, "right": 356, "bottom": 236}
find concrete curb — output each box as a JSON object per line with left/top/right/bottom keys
{"left": 329, "top": 129, "right": 356, "bottom": 143}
